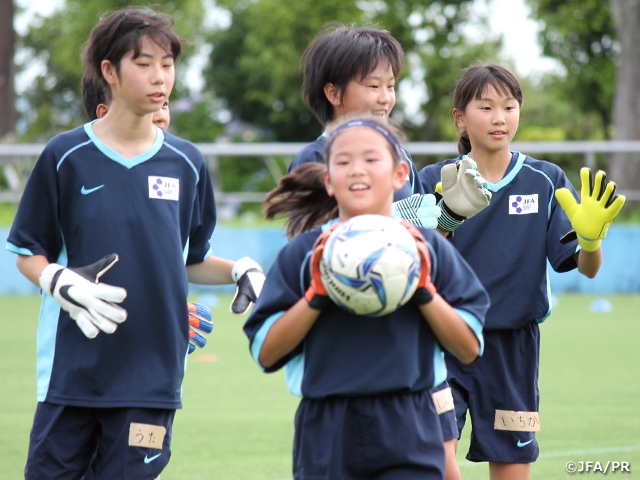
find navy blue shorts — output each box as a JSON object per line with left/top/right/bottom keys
{"left": 430, "top": 381, "right": 458, "bottom": 442}
{"left": 446, "top": 321, "right": 541, "bottom": 463}
{"left": 293, "top": 390, "right": 444, "bottom": 480}
{"left": 25, "top": 403, "right": 175, "bottom": 480}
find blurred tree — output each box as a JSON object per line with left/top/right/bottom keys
{"left": 525, "top": 0, "right": 617, "bottom": 140}
{"left": 0, "top": 0, "right": 16, "bottom": 140}
{"left": 205, "top": 0, "right": 500, "bottom": 142}
{"left": 17, "top": 0, "right": 204, "bottom": 141}
{"left": 609, "top": 0, "right": 640, "bottom": 192}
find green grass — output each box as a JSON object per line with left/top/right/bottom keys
{"left": 1, "top": 294, "right": 639, "bottom": 479}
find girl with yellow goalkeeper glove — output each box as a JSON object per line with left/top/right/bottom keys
{"left": 418, "top": 64, "right": 624, "bottom": 480}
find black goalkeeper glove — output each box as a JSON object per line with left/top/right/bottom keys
{"left": 39, "top": 254, "right": 128, "bottom": 339}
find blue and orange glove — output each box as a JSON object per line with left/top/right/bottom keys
{"left": 556, "top": 168, "right": 626, "bottom": 252}
{"left": 401, "top": 221, "right": 437, "bottom": 305}
{"left": 304, "top": 222, "right": 342, "bottom": 310}
{"left": 187, "top": 302, "right": 214, "bottom": 354}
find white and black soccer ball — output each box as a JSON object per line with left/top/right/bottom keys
{"left": 320, "top": 214, "right": 421, "bottom": 317}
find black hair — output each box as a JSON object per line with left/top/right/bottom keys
{"left": 452, "top": 64, "right": 523, "bottom": 155}
{"left": 263, "top": 114, "right": 406, "bottom": 238}
{"left": 81, "top": 75, "right": 109, "bottom": 121}
{"left": 82, "top": 7, "right": 182, "bottom": 100}
{"left": 301, "top": 23, "right": 404, "bottom": 126}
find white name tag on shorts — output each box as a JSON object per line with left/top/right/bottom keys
{"left": 128, "top": 422, "right": 167, "bottom": 449}
{"left": 149, "top": 176, "right": 179, "bottom": 201}
{"left": 494, "top": 410, "right": 541, "bottom": 432}
{"left": 509, "top": 194, "right": 538, "bottom": 215}
{"left": 431, "top": 387, "right": 455, "bottom": 414}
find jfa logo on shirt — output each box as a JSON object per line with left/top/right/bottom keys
{"left": 509, "top": 194, "right": 538, "bottom": 215}
{"left": 148, "top": 176, "right": 180, "bottom": 201}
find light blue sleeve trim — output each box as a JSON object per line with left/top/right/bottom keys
{"left": 36, "top": 244, "right": 68, "bottom": 401}
{"left": 284, "top": 350, "right": 305, "bottom": 397}
{"left": 537, "top": 264, "right": 554, "bottom": 324}
{"left": 522, "top": 162, "right": 555, "bottom": 219}
{"left": 432, "top": 343, "right": 447, "bottom": 388}
{"left": 299, "top": 250, "right": 312, "bottom": 294}
{"left": 456, "top": 308, "right": 484, "bottom": 356}
{"left": 5, "top": 242, "right": 34, "bottom": 256}
{"left": 56, "top": 140, "right": 93, "bottom": 171}
{"left": 203, "top": 247, "right": 213, "bottom": 261}
{"left": 401, "top": 147, "right": 416, "bottom": 192}
{"left": 250, "top": 311, "right": 285, "bottom": 371}
{"left": 163, "top": 141, "right": 200, "bottom": 181}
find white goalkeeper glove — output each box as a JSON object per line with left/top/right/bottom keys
{"left": 39, "top": 254, "right": 128, "bottom": 339}
{"left": 187, "top": 302, "right": 214, "bottom": 354}
{"left": 391, "top": 194, "right": 441, "bottom": 229}
{"left": 437, "top": 157, "right": 492, "bottom": 232}
{"left": 230, "top": 257, "right": 265, "bottom": 314}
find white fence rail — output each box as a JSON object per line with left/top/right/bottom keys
{"left": 1, "top": 141, "right": 640, "bottom": 203}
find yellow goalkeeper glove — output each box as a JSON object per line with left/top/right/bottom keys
{"left": 555, "top": 168, "right": 625, "bottom": 252}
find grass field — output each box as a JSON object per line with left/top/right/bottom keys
{"left": 1, "top": 294, "right": 639, "bottom": 479}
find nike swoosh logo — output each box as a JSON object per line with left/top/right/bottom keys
{"left": 517, "top": 439, "right": 534, "bottom": 447}
{"left": 144, "top": 453, "right": 162, "bottom": 464}
{"left": 81, "top": 185, "right": 104, "bottom": 195}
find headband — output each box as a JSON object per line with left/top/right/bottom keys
{"left": 326, "top": 120, "right": 404, "bottom": 161}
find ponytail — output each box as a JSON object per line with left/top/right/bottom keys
{"left": 457, "top": 130, "right": 472, "bottom": 155}
{"left": 263, "top": 163, "right": 338, "bottom": 239}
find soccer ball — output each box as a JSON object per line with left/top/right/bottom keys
{"left": 320, "top": 214, "right": 421, "bottom": 317}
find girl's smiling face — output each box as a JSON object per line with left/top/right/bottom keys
{"left": 324, "top": 125, "right": 408, "bottom": 221}
{"left": 453, "top": 84, "right": 520, "bottom": 156}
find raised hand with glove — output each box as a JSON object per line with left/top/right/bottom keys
{"left": 436, "top": 156, "right": 492, "bottom": 233}
{"left": 391, "top": 194, "right": 441, "bottom": 229}
{"left": 556, "top": 168, "right": 625, "bottom": 252}
{"left": 39, "top": 253, "right": 127, "bottom": 339}
{"left": 230, "top": 257, "right": 266, "bottom": 314}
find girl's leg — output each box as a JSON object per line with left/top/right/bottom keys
{"left": 489, "top": 461, "right": 530, "bottom": 480}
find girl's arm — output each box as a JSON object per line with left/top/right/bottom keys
{"left": 258, "top": 298, "right": 321, "bottom": 368}
{"left": 16, "top": 254, "right": 49, "bottom": 287}
{"left": 186, "top": 255, "right": 234, "bottom": 284}
{"left": 419, "top": 295, "right": 480, "bottom": 364}
{"left": 574, "top": 249, "right": 602, "bottom": 279}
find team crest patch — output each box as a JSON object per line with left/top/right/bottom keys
{"left": 148, "top": 176, "right": 179, "bottom": 201}
{"left": 509, "top": 194, "right": 538, "bottom": 215}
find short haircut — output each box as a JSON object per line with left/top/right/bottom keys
{"left": 81, "top": 75, "right": 109, "bottom": 121}
{"left": 81, "top": 7, "right": 182, "bottom": 101}
{"left": 302, "top": 23, "right": 404, "bottom": 126}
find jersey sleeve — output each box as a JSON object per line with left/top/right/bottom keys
{"left": 6, "top": 144, "right": 63, "bottom": 261}
{"left": 417, "top": 162, "right": 446, "bottom": 194}
{"left": 424, "top": 229, "right": 490, "bottom": 353}
{"left": 243, "top": 233, "right": 314, "bottom": 372}
{"left": 185, "top": 148, "right": 217, "bottom": 265}
{"left": 547, "top": 169, "right": 579, "bottom": 273}
{"left": 287, "top": 139, "right": 326, "bottom": 173}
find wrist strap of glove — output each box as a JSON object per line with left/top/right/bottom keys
{"left": 304, "top": 287, "right": 330, "bottom": 311}
{"left": 413, "top": 287, "right": 435, "bottom": 306}
{"left": 39, "top": 263, "right": 64, "bottom": 295}
{"left": 437, "top": 199, "right": 465, "bottom": 232}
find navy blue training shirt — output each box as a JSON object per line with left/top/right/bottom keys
{"left": 419, "top": 151, "right": 579, "bottom": 330}
{"left": 6, "top": 123, "right": 216, "bottom": 408}
{"left": 244, "top": 222, "right": 489, "bottom": 399}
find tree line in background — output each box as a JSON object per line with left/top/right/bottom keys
{"left": 1, "top": 0, "right": 639, "bottom": 195}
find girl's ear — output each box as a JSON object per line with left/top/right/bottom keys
{"left": 393, "top": 160, "right": 410, "bottom": 191}
{"left": 324, "top": 83, "right": 341, "bottom": 107}
{"left": 96, "top": 103, "right": 109, "bottom": 119}
{"left": 452, "top": 108, "right": 466, "bottom": 129}
{"left": 323, "top": 167, "right": 335, "bottom": 197}
{"left": 101, "top": 60, "right": 118, "bottom": 86}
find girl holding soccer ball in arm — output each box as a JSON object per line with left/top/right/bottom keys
{"left": 418, "top": 64, "right": 625, "bottom": 480}
{"left": 243, "top": 114, "right": 490, "bottom": 480}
